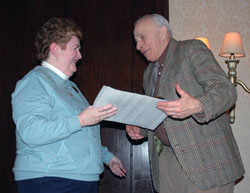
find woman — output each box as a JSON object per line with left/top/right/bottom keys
{"left": 11, "top": 17, "right": 126, "bottom": 193}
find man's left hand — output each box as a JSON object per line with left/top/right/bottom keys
{"left": 157, "top": 84, "right": 203, "bottom": 119}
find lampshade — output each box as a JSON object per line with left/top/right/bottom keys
{"left": 195, "top": 37, "right": 210, "bottom": 49}
{"left": 219, "top": 32, "right": 245, "bottom": 57}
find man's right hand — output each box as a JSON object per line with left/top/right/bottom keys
{"left": 126, "top": 125, "right": 144, "bottom": 140}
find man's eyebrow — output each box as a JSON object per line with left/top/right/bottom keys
{"left": 134, "top": 34, "right": 142, "bottom": 40}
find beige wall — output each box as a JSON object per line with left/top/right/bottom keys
{"left": 169, "top": 0, "right": 250, "bottom": 192}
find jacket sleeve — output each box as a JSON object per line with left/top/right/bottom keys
{"left": 188, "top": 40, "right": 237, "bottom": 123}
{"left": 11, "top": 72, "right": 82, "bottom": 148}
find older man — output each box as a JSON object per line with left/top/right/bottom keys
{"left": 126, "top": 14, "right": 244, "bottom": 193}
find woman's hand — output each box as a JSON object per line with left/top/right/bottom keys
{"left": 108, "top": 156, "right": 126, "bottom": 177}
{"left": 78, "top": 104, "right": 117, "bottom": 127}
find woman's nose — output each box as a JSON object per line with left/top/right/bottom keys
{"left": 78, "top": 51, "right": 82, "bottom": 59}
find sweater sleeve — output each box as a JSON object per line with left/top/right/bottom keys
{"left": 101, "top": 146, "right": 114, "bottom": 164}
{"left": 12, "top": 72, "right": 82, "bottom": 148}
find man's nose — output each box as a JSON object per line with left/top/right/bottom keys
{"left": 136, "top": 41, "right": 141, "bottom": 50}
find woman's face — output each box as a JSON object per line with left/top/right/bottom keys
{"left": 57, "top": 36, "right": 82, "bottom": 77}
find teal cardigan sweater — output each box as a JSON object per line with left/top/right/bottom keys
{"left": 11, "top": 66, "right": 113, "bottom": 182}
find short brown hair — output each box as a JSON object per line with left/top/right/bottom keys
{"left": 35, "top": 18, "right": 82, "bottom": 61}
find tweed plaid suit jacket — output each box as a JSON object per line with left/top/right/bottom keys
{"left": 143, "top": 38, "right": 245, "bottom": 191}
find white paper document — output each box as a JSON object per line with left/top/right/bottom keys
{"left": 93, "top": 86, "right": 167, "bottom": 130}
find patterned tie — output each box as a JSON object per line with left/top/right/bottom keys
{"left": 152, "top": 62, "right": 166, "bottom": 156}
{"left": 152, "top": 62, "right": 160, "bottom": 96}
{"left": 154, "top": 136, "right": 165, "bottom": 156}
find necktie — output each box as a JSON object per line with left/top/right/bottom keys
{"left": 152, "top": 62, "right": 160, "bottom": 96}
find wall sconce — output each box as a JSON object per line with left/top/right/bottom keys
{"left": 219, "top": 32, "right": 250, "bottom": 123}
{"left": 195, "top": 37, "right": 211, "bottom": 49}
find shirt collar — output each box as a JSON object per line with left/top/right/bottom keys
{"left": 41, "top": 61, "right": 69, "bottom": 80}
{"left": 158, "top": 44, "right": 169, "bottom": 65}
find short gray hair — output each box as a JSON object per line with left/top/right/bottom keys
{"left": 135, "top": 14, "right": 173, "bottom": 37}
{"left": 151, "top": 14, "right": 173, "bottom": 37}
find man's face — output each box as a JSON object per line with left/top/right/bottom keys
{"left": 134, "top": 18, "right": 166, "bottom": 62}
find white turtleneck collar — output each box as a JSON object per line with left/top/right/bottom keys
{"left": 41, "top": 61, "right": 69, "bottom": 80}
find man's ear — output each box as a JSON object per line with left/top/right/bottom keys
{"left": 50, "top": 42, "right": 60, "bottom": 57}
{"left": 160, "top": 26, "right": 168, "bottom": 40}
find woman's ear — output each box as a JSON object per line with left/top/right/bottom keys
{"left": 50, "top": 42, "right": 60, "bottom": 57}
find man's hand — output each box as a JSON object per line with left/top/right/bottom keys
{"left": 126, "top": 125, "right": 144, "bottom": 140}
{"left": 157, "top": 84, "right": 203, "bottom": 119}
{"left": 109, "top": 156, "right": 126, "bottom": 177}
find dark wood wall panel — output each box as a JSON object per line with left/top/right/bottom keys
{"left": 0, "top": 1, "right": 169, "bottom": 193}
{"left": 100, "top": 126, "right": 131, "bottom": 193}
{"left": 66, "top": 0, "right": 133, "bottom": 104}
